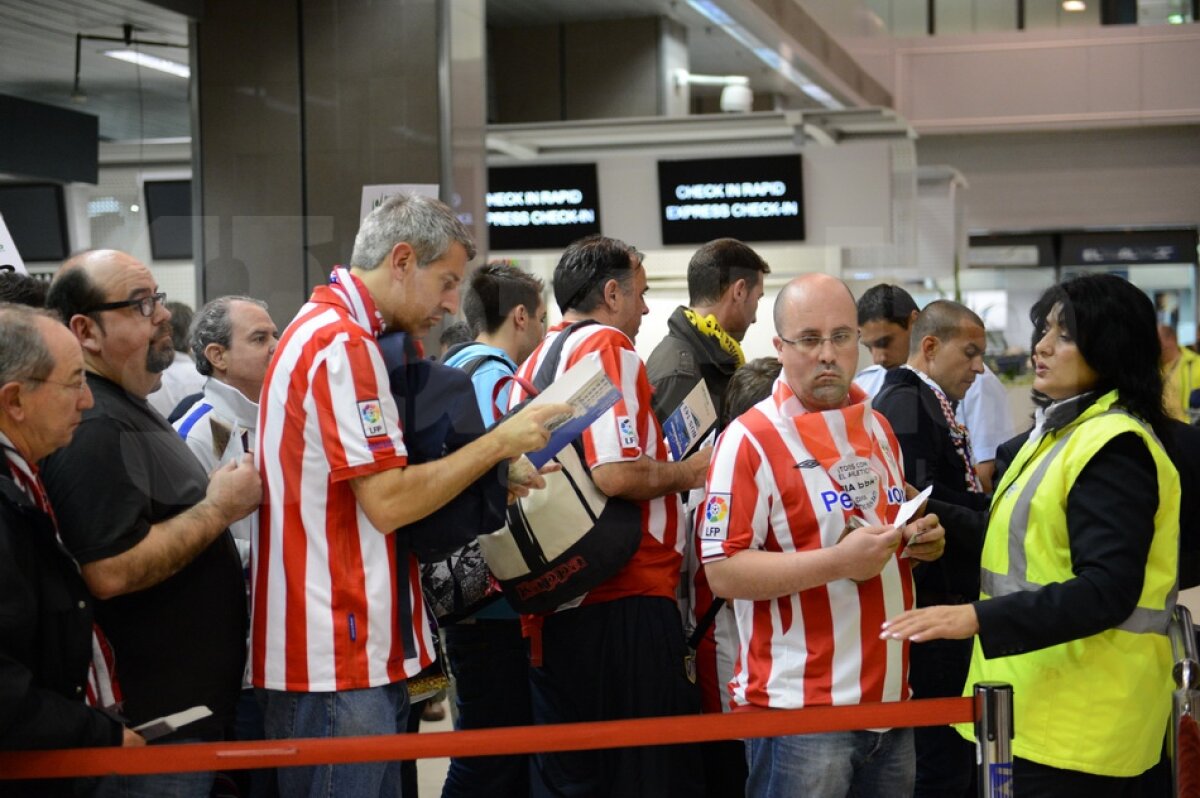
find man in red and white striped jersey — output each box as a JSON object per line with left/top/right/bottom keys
{"left": 254, "top": 194, "right": 567, "bottom": 798}
{"left": 508, "top": 235, "right": 713, "bottom": 798}
{"left": 701, "top": 274, "right": 946, "bottom": 798}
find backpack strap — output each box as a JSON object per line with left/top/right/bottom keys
{"left": 490, "top": 374, "right": 540, "bottom": 422}
{"left": 687, "top": 597, "right": 726, "bottom": 650}
{"left": 531, "top": 319, "right": 600, "bottom": 392}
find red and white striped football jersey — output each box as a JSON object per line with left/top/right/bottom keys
{"left": 252, "top": 269, "right": 434, "bottom": 692}
{"left": 700, "top": 378, "right": 914, "bottom": 710}
{"left": 509, "top": 321, "right": 683, "bottom": 606}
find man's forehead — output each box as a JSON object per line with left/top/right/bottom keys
{"left": 789, "top": 304, "right": 855, "bottom": 332}
{"left": 94, "top": 257, "right": 155, "bottom": 297}
{"left": 230, "top": 300, "right": 272, "bottom": 328}
{"left": 860, "top": 319, "right": 905, "bottom": 337}
{"left": 954, "top": 323, "right": 987, "bottom": 345}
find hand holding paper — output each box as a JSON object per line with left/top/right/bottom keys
{"left": 518, "top": 356, "right": 622, "bottom": 468}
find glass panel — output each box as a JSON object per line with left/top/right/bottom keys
{"left": 975, "top": 0, "right": 1019, "bottom": 31}
{"left": 893, "top": 0, "right": 931, "bottom": 35}
{"left": 1061, "top": 263, "right": 1198, "bottom": 345}
{"left": 935, "top": 0, "right": 975, "bottom": 33}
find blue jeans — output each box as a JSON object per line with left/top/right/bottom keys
{"left": 88, "top": 740, "right": 213, "bottom": 798}
{"left": 441, "top": 619, "right": 532, "bottom": 798}
{"left": 745, "top": 728, "right": 915, "bottom": 798}
{"left": 258, "top": 682, "right": 410, "bottom": 798}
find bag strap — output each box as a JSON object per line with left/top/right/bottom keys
{"left": 687, "top": 597, "right": 726, "bottom": 650}
{"left": 532, "top": 319, "right": 599, "bottom": 392}
{"left": 451, "top": 345, "right": 519, "bottom": 424}
{"left": 490, "top": 374, "right": 539, "bottom": 422}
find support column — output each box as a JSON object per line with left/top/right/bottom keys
{"left": 192, "top": 0, "right": 485, "bottom": 323}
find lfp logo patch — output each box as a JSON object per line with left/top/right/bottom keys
{"left": 618, "top": 415, "right": 638, "bottom": 449}
{"left": 701, "top": 493, "right": 731, "bottom": 540}
{"left": 357, "top": 399, "right": 387, "bottom": 438}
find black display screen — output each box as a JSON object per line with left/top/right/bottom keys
{"left": 0, "top": 183, "right": 69, "bottom": 262}
{"left": 486, "top": 163, "right": 601, "bottom": 250}
{"left": 145, "top": 180, "right": 193, "bottom": 260}
{"left": 657, "top": 155, "right": 804, "bottom": 245}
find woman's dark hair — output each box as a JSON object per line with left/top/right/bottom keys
{"left": 1030, "top": 273, "right": 1167, "bottom": 434}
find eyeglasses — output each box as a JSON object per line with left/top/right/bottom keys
{"left": 779, "top": 330, "right": 860, "bottom": 352}
{"left": 86, "top": 292, "right": 167, "bottom": 318}
{"left": 27, "top": 377, "right": 90, "bottom": 394}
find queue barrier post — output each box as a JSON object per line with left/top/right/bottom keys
{"left": 974, "top": 681, "right": 1014, "bottom": 798}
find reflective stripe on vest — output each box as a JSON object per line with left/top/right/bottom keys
{"left": 980, "top": 408, "right": 1173, "bottom": 636}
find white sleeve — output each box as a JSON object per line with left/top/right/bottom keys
{"left": 958, "top": 366, "right": 1016, "bottom": 463}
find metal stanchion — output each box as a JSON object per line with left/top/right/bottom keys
{"left": 974, "top": 682, "right": 1014, "bottom": 798}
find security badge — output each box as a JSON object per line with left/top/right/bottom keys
{"left": 830, "top": 455, "right": 881, "bottom": 510}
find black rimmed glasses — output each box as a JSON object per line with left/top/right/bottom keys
{"left": 86, "top": 292, "right": 167, "bottom": 318}
{"left": 779, "top": 329, "right": 860, "bottom": 352}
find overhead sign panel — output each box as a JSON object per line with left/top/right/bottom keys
{"left": 487, "top": 163, "right": 601, "bottom": 250}
{"left": 657, "top": 155, "right": 804, "bottom": 246}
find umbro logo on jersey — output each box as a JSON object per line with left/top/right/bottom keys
{"left": 795, "top": 459, "right": 820, "bottom": 469}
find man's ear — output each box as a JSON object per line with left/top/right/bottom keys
{"left": 0, "top": 381, "right": 25, "bottom": 422}
{"left": 204, "top": 342, "right": 227, "bottom": 373}
{"left": 602, "top": 278, "right": 622, "bottom": 311}
{"left": 920, "top": 334, "right": 940, "bottom": 361}
{"left": 389, "top": 242, "right": 416, "bottom": 280}
{"left": 69, "top": 314, "right": 101, "bottom": 355}
{"left": 512, "top": 303, "right": 528, "bottom": 331}
{"left": 730, "top": 278, "right": 749, "bottom": 302}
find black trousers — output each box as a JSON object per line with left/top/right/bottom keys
{"left": 528, "top": 596, "right": 703, "bottom": 798}
{"left": 910, "top": 637, "right": 976, "bottom": 798}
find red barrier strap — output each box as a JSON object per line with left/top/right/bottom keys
{"left": 0, "top": 697, "right": 973, "bottom": 780}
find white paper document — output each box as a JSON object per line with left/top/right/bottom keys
{"left": 523, "top": 354, "right": 621, "bottom": 468}
{"left": 662, "top": 380, "right": 717, "bottom": 462}
{"left": 132, "top": 705, "right": 212, "bottom": 742}
{"left": 896, "top": 485, "right": 934, "bottom": 558}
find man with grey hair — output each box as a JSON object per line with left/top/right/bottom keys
{"left": 40, "top": 250, "right": 261, "bottom": 798}
{"left": 175, "top": 295, "right": 278, "bottom": 567}
{"left": 0, "top": 304, "right": 143, "bottom": 798}
{"left": 174, "top": 294, "right": 277, "bottom": 797}
{"left": 254, "top": 194, "right": 568, "bottom": 797}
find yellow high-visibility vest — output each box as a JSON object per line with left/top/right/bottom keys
{"left": 957, "top": 390, "right": 1179, "bottom": 777}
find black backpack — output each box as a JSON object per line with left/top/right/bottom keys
{"left": 477, "top": 321, "right": 642, "bottom": 614}
{"left": 377, "top": 332, "right": 508, "bottom": 564}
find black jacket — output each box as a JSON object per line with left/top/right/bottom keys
{"left": 645, "top": 306, "right": 741, "bottom": 425}
{"left": 0, "top": 467, "right": 122, "bottom": 794}
{"left": 874, "top": 367, "right": 989, "bottom": 602}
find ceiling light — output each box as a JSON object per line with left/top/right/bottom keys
{"left": 103, "top": 49, "right": 190, "bottom": 78}
{"left": 1062, "top": 1, "right": 1087, "bottom": 11}
{"left": 674, "top": 69, "right": 749, "bottom": 88}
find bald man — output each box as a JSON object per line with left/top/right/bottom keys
{"left": 699, "top": 274, "right": 944, "bottom": 798}
{"left": 40, "top": 250, "right": 261, "bottom": 798}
